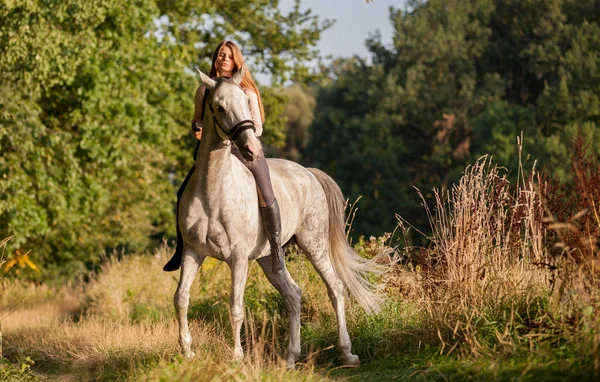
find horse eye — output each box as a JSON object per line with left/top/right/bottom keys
{"left": 216, "top": 105, "right": 225, "bottom": 112}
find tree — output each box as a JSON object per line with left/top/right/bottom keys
{"left": 271, "top": 83, "right": 316, "bottom": 164}
{"left": 309, "top": 0, "right": 501, "bottom": 236}
{"left": 0, "top": 0, "right": 330, "bottom": 280}
{"left": 309, "top": 58, "right": 416, "bottom": 236}
{"left": 308, "top": 0, "right": 600, "bottom": 238}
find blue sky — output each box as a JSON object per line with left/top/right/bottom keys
{"left": 279, "top": 0, "right": 405, "bottom": 61}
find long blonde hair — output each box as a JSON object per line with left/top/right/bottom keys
{"left": 209, "top": 40, "right": 265, "bottom": 123}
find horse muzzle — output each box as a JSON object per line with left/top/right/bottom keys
{"left": 234, "top": 131, "right": 262, "bottom": 162}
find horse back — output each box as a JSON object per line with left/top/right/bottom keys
{"left": 267, "top": 158, "right": 329, "bottom": 229}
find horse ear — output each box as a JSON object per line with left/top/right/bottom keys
{"left": 232, "top": 64, "right": 245, "bottom": 85}
{"left": 196, "top": 67, "right": 216, "bottom": 89}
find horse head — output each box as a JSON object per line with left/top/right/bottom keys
{"left": 196, "top": 66, "right": 262, "bottom": 162}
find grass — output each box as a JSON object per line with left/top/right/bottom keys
{"left": 1, "top": 137, "right": 599, "bottom": 380}
{"left": 1, "top": 240, "right": 597, "bottom": 381}
{"left": 1, "top": 245, "right": 344, "bottom": 380}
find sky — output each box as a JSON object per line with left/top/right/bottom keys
{"left": 279, "top": 0, "right": 406, "bottom": 63}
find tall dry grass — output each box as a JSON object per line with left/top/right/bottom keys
{"left": 417, "top": 154, "right": 552, "bottom": 355}
{"left": 392, "top": 137, "right": 599, "bottom": 373}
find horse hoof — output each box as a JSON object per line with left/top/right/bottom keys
{"left": 286, "top": 357, "right": 296, "bottom": 369}
{"left": 233, "top": 349, "right": 244, "bottom": 362}
{"left": 342, "top": 354, "right": 360, "bottom": 367}
{"left": 183, "top": 351, "right": 196, "bottom": 359}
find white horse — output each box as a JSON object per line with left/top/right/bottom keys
{"left": 174, "top": 67, "right": 383, "bottom": 367}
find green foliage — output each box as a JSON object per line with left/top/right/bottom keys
{"left": 272, "top": 84, "right": 316, "bottom": 163}
{"left": 1, "top": 0, "right": 188, "bottom": 279}
{"left": 308, "top": 0, "right": 600, "bottom": 237}
{"left": 471, "top": 101, "right": 537, "bottom": 170}
{"left": 130, "top": 303, "right": 163, "bottom": 324}
{"left": 0, "top": 0, "right": 329, "bottom": 280}
{"left": 309, "top": 59, "right": 416, "bottom": 236}
{"left": 259, "top": 87, "right": 288, "bottom": 149}
{"left": 0, "top": 356, "right": 37, "bottom": 381}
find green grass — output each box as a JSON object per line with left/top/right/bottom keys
{"left": 1, "top": 237, "right": 598, "bottom": 381}
{"left": 331, "top": 351, "right": 596, "bottom": 381}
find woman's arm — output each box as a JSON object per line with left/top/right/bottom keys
{"left": 244, "top": 89, "right": 263, "bottom": 137}
{"left": 192, "top": 84, "right": 206, "bottom": 140}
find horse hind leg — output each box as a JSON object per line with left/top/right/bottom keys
{"left": 257, "top": 256, "right": 302, "bottom": 368}
{"left": 296, "top": 227, "right": 360, "bottom": 366}
{"left": 174, "top": 247, "right": 205, "bottom": 358}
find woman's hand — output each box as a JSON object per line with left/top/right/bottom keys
{"left": 194, "top": 128, "right": 202, "bottom": 140}
{"left": 192, "top": 122, "right": 202, "bottom": 140}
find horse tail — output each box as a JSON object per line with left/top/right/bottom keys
{"left": 308, "top": 168, "right": 384, "bottom": 314}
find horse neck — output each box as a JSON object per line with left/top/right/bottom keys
{"left": 193, "top": 115, "right": 235, "bottom": 199}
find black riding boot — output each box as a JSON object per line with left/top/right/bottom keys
{"left": 162, "top": 195, "right": 183, "bottom": 272}
{"left": 162, "top": 224, "right": 183, "bottom": 272}
{"left": 260, "top": 198, "right": 285, "bottom": 274}
{"left": 163, "top": 166, "right": 195, "bottom": 272}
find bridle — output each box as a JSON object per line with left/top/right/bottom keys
{"left": 205, "top": 79, "right": 256, "bottom": 142}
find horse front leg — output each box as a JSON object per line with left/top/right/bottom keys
{"left": 175, "top": 248, "right": 205, "bottom": 358}
{"left": 229, "top": 256, "right": 249, "bottom": 361}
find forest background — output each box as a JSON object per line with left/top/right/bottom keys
{"left": 1, "top": 0, "right": 599, "bottom": 282}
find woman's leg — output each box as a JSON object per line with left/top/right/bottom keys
{"left": 232, "top": 147, "right": 284, "bottom": 274}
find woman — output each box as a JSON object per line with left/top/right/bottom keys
{"left": 163, "top": 40, "right": 285, "bottom": 274}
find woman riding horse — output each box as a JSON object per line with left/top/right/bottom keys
{"left": 163, "top": 40, "right": 285, "bottom": 274}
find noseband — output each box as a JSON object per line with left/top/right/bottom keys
{"left": 205, "top": 80, "right": 256, "bottom": 142}
{"left": 216, "top": 118, "right": 255, "bottom": 141}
